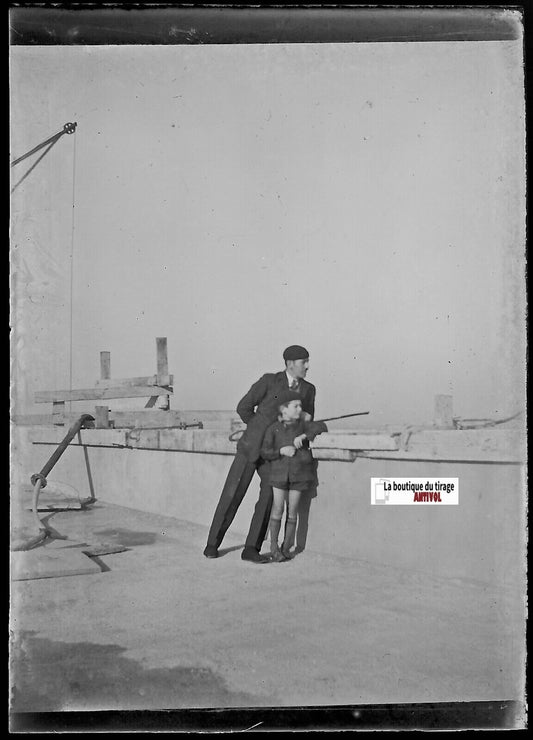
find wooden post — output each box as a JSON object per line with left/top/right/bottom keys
{"left": 434, "top": 394, "right": 454, "bottom": 429}
{"left": 95, "top": 405, "right": 110, "bottom": 429}
{"left": 156, "top": 338, "right": 168, "bottom": 376}
{"left": 100, "top": 351, "right": 111, "bottom": 380}
{"left": 156, "top": 337, "right": 170, "bottom": 410}
{"left": 98, "top": 351, "right": 110, "bottom": 419}
{"left": 52, "top": 401, "right": 65, "bottom": 425}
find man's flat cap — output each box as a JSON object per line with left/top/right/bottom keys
{"left": 283, "top": 345, "right": 309, "bottom": 361}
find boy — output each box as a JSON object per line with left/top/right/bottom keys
{"left": 260, "top": 390, "right": 327, "bottom": 561}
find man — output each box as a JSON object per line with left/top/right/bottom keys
{"left": 203, "top": 345, "right": 316, "bottom": 563}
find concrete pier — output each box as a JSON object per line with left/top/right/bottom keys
{"left": 9, "top": 422, "right": 527, "bottom": 726}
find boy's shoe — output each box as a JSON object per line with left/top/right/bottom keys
{"left": 281, "top": 549, "right": 295, "bottom": 560}
{"left": 270, "top": 549, "right": 289, "bottom": 563}
{"left": 203, "top": 545, "right": 218, "bottom": 558}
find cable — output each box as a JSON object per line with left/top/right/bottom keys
{"left": 11, "top": 129, "right": 64, "bottom": 167}
{"left": 10, "top": 123, "right": 77, "bottom": 194}
{"left": 11, "top": 138, "right": 60, "bottom": 194}
{"left": 69, "top": 131, "right": 77, "bottom": 412}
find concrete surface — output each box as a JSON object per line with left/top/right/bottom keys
{"left": 9, "top": 500, "right": 526, "bottom": 714}
{"left": 11, "top": 541, "right": 102, "bottom": 581}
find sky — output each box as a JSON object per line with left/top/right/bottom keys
{"left": 10, "top": 40, "right": 526, "bottom": 426}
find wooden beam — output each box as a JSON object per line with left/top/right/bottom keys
{"left": 30, "top": 427, "right": 525, "bottom": 463}
{"left": 156, "top": 337, "right": 170, "bottom": 411}
{"left": 100, "top": 351, "right": 111, "bottom": 380}
{"left": 96, "top": 374, "right": 173, "bottom": 388}
{"left": 94, "top": 405, "right": 110, "bottom": 429}
{"left": 110, "top": 410, "right": 185, "bottom": 428}
{"left": 156, "top": 337, "right": 168, "bottom": 375}
{"left": 52, "top": 401, "right": 65, "bottom": 420}
{"left": 311, "top": 433, "right": 399, "bottom": 451}
{"left": 434, "top": 394, "right": 454, "bottom": 429}
{"left": 35, "top": 385, "right": 174, "bottom": 403}
{"left": 13, "top": 413, "right": 96, "bottom": 427}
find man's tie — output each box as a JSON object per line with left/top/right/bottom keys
{"left": 289, "top": 378, "right": 299, "bottom": 391}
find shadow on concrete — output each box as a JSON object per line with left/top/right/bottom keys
{"left": 216, "top": 545, "right": 243, "bottom": 557}
{"left": 93, "top": 528, "right": 158, "bottom": 547}
{"left": 10, "top": 631, "right": 277, "bottom": 712}
{"left": 295, "top": 489, "right": 314, "bottom": 553}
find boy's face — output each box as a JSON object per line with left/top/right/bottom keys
{"left": 280, "top": 399, "right": 302, "bottom": 421}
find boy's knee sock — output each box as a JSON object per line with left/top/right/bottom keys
{"left": 282, "top": 517, "right": 297, "bottom": 553}
{"left": 269, "top": 518, "right": 282, "bottom": 552}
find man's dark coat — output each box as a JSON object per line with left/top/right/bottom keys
{"left": 236, "top": 371, "right": 316, "bottom": 462}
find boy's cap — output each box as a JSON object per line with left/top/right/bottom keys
{"left": 275, "top": 389, "right": 302, "bottom": 408}
{"left": 283, "top": 345, "right": 309, "bottom": 361}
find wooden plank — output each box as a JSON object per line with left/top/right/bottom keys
{"left": 35, "top": 385, "right": 174, "bottom": 403}
{"left": 100, "top": 351, "right": 111, "bottom": 380}
{"left": 77, "top": 429, "right": 128, "bottom": 447}
{"left": 110, "top": 410, "right": 185, "bottom": 428}
{"left": 311, "top": 433, "right": 399, "bottom": 451}
{"left": 14, "top": 409, "right": 219, "bottom": 431}
{"left": 359, "top": 450, "right": 525, "bottom": 463}
{"left": 169, "top": 410, "right": 240, "bottom": 430}
{"left": 12, "top": 413, "right": 96, "bottom": 427}
{"left": 406, "top": 429, "right": 525, "bottom": 460}
{"left": 12, "top": 414, "right": 59, "bottom": 426}
{"left": 313, "top": 449, "right": 357, "bottom": 462}
{"left": 96, "top": 374, "right": 173, "bottom": 388}
{"left": 174, "top": 410, "right": 235, "bottom": 421}
{"left": 29, "top": 427, "right": 128, "bottom": 447}
{"left": 144, "top": 396, "right": 159, "bottom": 408}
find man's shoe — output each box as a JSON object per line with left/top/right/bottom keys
{"left": 203, "top": 545, "right": 218, "bottom": 559}
{"left": 241, "top": 547, "right": 270, "bottom": 564}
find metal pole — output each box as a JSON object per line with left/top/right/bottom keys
{"left": 30, "top": 413, "right": 94, "bottom": 488}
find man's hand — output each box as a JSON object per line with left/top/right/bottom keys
{"left": 293, "top": 434, "right": 307, "bottom": 449}
{"left": 301, "top": 412, "right": 312, "bottom": 422}
{"left": 280, "top": 445, "right": 296, "bottom": 457}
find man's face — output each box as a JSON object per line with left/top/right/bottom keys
{"left": 287, "top": 358, "right": 309, "bottom": 379}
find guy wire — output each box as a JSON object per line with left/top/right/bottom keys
{"left": 68, "top": 130, "right": 77, "bottom": 413}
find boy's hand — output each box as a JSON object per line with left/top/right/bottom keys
{"left": 280, "top": 445, "right": 296, "bottom": 457}
{"left": 293, "top": 434, "right": 307, "bottom": 449}
{"left": 301, "top": 412, "right": 312, "bottom": 422}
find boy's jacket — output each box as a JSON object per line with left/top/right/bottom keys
{"left": 260, "top": 418, "right": 328, "bottom": 483}
{"left": 236, "top": 371, "right": 316, "bottom": 463}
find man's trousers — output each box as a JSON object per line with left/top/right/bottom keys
{"left": 206, "top": 451, "right": 273, "bottom": 551}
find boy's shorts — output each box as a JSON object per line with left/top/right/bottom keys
{"left": 271, "top": 481, "right": 310, "bottom": 492}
